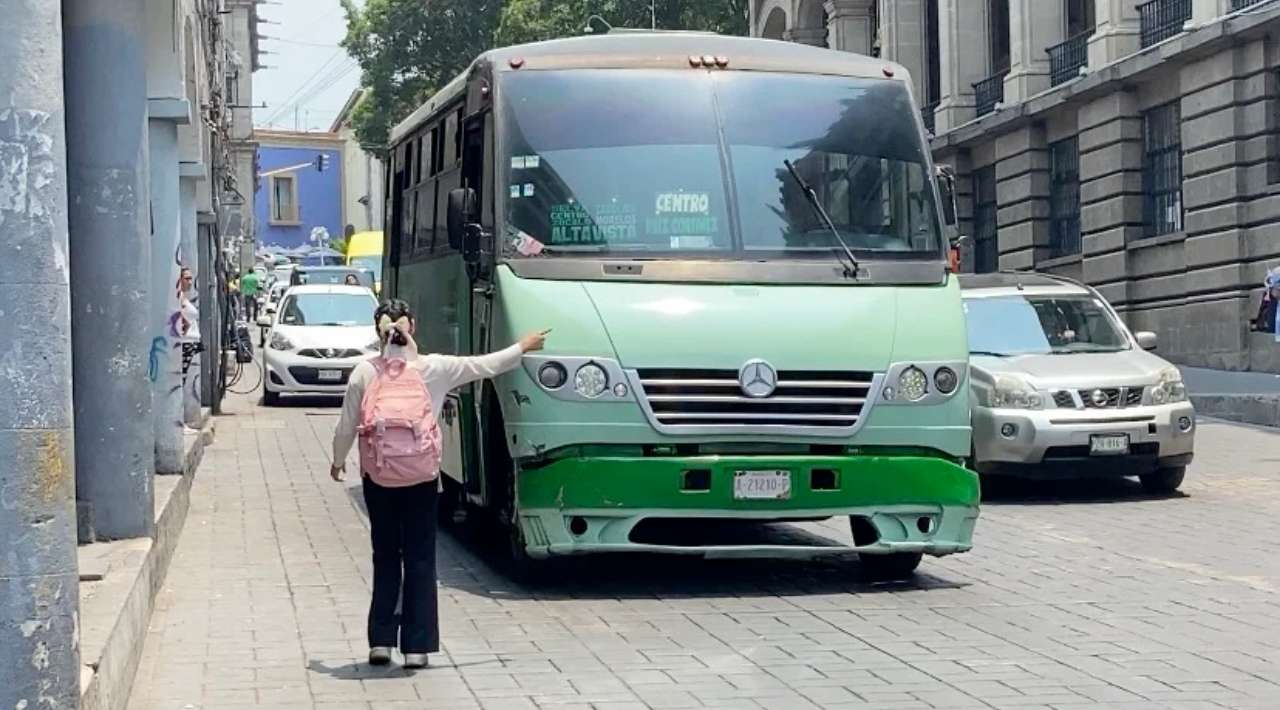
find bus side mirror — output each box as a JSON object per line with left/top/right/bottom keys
{"left": 447, "top": 187, "right": 479, "bottom": 258}
{"left": 936, "top": 166, "right": 958, "bottom": 226}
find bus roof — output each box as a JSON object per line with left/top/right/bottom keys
{"left": 390, "top": 33, "right": 910, "bottom": 146}
{"left": 345, "top": 231, "right": 383, "bottom": 258}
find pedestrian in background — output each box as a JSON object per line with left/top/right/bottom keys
{"left": 329, "top": 298, "right": 549, "bottom": 669}
{"left": 240, "top": 268, "right": 260, "bottom": 322}
{"left": 1252, "top": 267, "right": 1280, "bottom": 336}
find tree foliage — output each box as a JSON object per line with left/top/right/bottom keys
{"left": 339, "top": 0, "right": 503, "bottom": 153}
{"left": 496, "top": 0, "right": 749, "bottom": 45}
{"left": 340, "top": 0, "right": 748, "bottom": 151}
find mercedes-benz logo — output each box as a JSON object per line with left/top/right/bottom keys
{"left": 1091, "top": 389, "right": 1109, "bottom": 407}
{"left": 739, "top": 359, "right": 778, "bottom": 398}
{"left": 324, "top": 348, "right": 337, "bottom": 359}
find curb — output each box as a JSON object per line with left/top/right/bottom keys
{"left": 1191, "top": 394, "right": 1280, "bottom": 430}
{"left": 79, "top": 418, "right": 216, "bottom": 710}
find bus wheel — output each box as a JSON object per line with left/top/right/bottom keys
{"left": 484, "top": 391, "right": 542, "bottom": 582}
{"left": 858, "top": 552, "right": 923, "bottom": 581}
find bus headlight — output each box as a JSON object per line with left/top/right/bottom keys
{"left": 537, "top": 362, "right": 568, "bottom": 390}
{"left": 934, "top": 367, "right": 959, "bottom": 395}
{"left": 897, "top": 366, "right": 929, "bottom": 401}
{"left": 573, "top": 362, "right": 609, "bottom": 398}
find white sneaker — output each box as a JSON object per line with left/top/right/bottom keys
{"left": 402, "top": 653, "right": 428, "bottom": 669}
{"left": 368, "top": 647, "right": 392, "bottom": 666}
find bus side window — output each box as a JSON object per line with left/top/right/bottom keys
{"left": 456, "top": 114, "right": 487, "bottom": 251}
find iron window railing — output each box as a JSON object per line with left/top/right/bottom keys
{"left": 1232, "top": 0, "right": 1268, "bottom": 9}
{"left": 1047, "top": 31, "right": 1091, "bottom": 86}
{"left": 1048, "top": 137, "right": 1082, "bottom": 257}
{"left": 973, "top": 71, "right": 1007, "bottom": 117}
{"left": 922, "top": 102, "right": 938, "bottom": 134}
{"left": 1142, "top": 102, "right": 1184, "bottom": 237}
{"left": 1138, "top": 0, "right": 1191, "bottom": 49}
{"left": 973, "top": 166, "right": 999, "bottom": 272}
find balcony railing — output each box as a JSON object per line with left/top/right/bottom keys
{"left": 922, "top": 102, "right": 938, "bottom": 134}
{"left": 973, "top": 71, "right": 1007, "bottom": 117}
{"left": 1047, "top": 31, "right": 1091, "bottom": 86}
{"left": 1138, "top": 0, "right": 1191, "bottom": 48}
{"left": 1231, "top": 0, "right": 1268, "bottom": 9}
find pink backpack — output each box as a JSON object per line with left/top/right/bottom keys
{"left": 357, "top": 357, "right": 442, "bottom": 487}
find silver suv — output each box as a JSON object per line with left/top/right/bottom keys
{"left": 961, "top": 273, "right": 1195, "bottom": 493}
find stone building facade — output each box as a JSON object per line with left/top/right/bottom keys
{"left": 750, "top": 0, "right": 1280, "bottom": 372}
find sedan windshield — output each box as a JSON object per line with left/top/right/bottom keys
{"left": 965, "top": 295, "right": 1130, "bottom": 356}
{"left": 501, "top": 69, "right": 940, "bottom": 260}
{"left": 279, "top": 294, "right": 375, "bottom": 327}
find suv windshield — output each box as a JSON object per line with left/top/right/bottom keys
{"left": 501, "top": 69, "right": 940, "bottom": 260}
{"left": 965, "top": 295, "right": 1130, "bottom": 356}
{"left": 279, "top": 294, "right": 375, "bottom": 327}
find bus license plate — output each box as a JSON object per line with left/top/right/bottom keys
{"left": 318, "top": 369, "right": 343, "bottom": 382}
{"left": 1090, "top": 434, "right": 1130, "bottom": 456}
{"left": 733, "top": 470, "right": 791, "bottom": 500}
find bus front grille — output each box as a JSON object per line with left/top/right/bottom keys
{"left": 631, "top": 368, "right": 878, "bottom": 435}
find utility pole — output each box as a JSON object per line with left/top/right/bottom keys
{"left": 64, "top": 0, "right": 157, "bottom": 533}
{"left": 652, "top": 0, "right": 657, "bottom": 29}
{"left": 0, "top": 1, "right": 82, "bottom": 707}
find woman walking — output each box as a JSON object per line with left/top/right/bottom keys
{"left": 330, "top": 298, "right": 547, "bottom": 669}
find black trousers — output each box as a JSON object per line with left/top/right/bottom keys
{"left": 361, "top": 476, "right": 439, "bottom": 654}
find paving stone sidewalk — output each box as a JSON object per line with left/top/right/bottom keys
{"left": 128, "top": 393, "right": 1280, "bottom": 709}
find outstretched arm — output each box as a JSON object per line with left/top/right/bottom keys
{"left": 434, "top": 331, "right": 550, "bottom": 391}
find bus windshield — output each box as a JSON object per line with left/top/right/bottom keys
{"left": 501, "top": 69, "right": 941, "bottom": 260}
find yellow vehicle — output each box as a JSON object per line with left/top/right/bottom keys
{"left": 345, "top": 231, "right": 384, "bottom": 293}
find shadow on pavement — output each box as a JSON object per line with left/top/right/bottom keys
{"left": 980, "top": 474, "right": 1189, "bottom": 505}
{"left": 262, "top": 393, "right": 344, "bottom": 409}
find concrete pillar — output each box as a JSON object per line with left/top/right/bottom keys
{"left": 0, "top": 2, "right": 82, "bottom": 708}
{"left": 149, "top": 117, "right": 185, "bottom": 473}
{"left": 1078, "top": 91, "right": 1143, "bottom": 307}
{"left": 180, "top": 178, "right": 202, "bottom": 426}
{"left": 1089, "top": 0, "right": 1141, "bottom": 67}
{"left": 936, "top": 0, "right": 991, "bottom": 132}
{"left": 1004, "top": 0, "right": 1065, "bottom": 103}
{"left": 1190, "top": 0, "right": 1230, "bottom": 26}
{"left": 994, "top": 125, "right": 1051, "bottom": 269}
{"left": 825, "top": 0, "right": 876, "bottom": 55}
{"left": 785, "top": 27, "right": 829, "bottom": 46}
{"left": 65, "top": 0, "right": 156, "bottom": 540}
{"left": 879, "top": 0, "right": 929, "bottom": 101}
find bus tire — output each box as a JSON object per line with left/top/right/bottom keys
{"left": 483, "top": 388, "right": 543, "bottom": 582}
{"left": 858, "top": 552, "right": 923, "bottom": 581}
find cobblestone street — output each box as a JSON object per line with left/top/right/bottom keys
{"left": 127, "top": 392, "right": 1280, "bottom": 709}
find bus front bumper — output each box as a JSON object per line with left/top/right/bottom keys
{"left": 515, "top": 454, "right": 980, "bottom": 559}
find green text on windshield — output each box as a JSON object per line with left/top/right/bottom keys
{"left": 499, "top": 69, "right": 942, "bottom": 261}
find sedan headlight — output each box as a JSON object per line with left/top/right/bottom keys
{"left": 268, "top": 332, "right": 294, "bottom": 351}
{"left": 1151, "top": 367, "right": 1187, "bottom": 404}
{"left": 989, "top": 374, "right": 1044, "bottom": 410}
{"left": 573, "top": 362, "right": 609, "bottom": 398}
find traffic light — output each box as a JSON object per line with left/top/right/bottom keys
{"left": 315, "top": 153, "right": 331, "bottom": 173}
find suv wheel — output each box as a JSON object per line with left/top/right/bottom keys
{"left": 1140, "top": 465, "right": 1185, "bottom": 494}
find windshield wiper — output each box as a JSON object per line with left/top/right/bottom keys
{"left": 783, "top": 159, "right": 861, "bottom": 280}
{"left": 970, "top": 350, "right": 1009, "bottom": 357}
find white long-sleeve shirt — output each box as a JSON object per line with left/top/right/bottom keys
{"left": 331, "top": 343, "right": 524, "bottom": 467}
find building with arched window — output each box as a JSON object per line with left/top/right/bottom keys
{"left": 753, "top": 0, "right": 1280, "bottom": 373}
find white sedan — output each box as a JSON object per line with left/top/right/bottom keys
{"left": 261, "top": 284, "right": 381, "bottom": 405}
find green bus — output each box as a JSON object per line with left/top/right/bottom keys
{"left": 382, "top": 32, "right": 978, "bottom": 578}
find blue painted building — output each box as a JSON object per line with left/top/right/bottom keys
{"left": 254, "top": 129, "right": 345, "bottom": 250}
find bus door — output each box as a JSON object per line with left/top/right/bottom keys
{"left": 459, "top": 111, "right": 494, "bottom": 502}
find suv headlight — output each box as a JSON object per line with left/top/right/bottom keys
{"left": 268, "top": 332, "right": 294, "bottom": 351}
{"left": 1151, "top": 367, "right": 1187, "bottom": 404}
{"left": 989, "top": 374, "right": 1044, "bottom": 410}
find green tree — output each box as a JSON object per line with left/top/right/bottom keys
{"left": 339, "top": 0, "right": 503, "bottom": 153}
{"left": 496, "top": 0, "right": 749, "bottom": 45}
